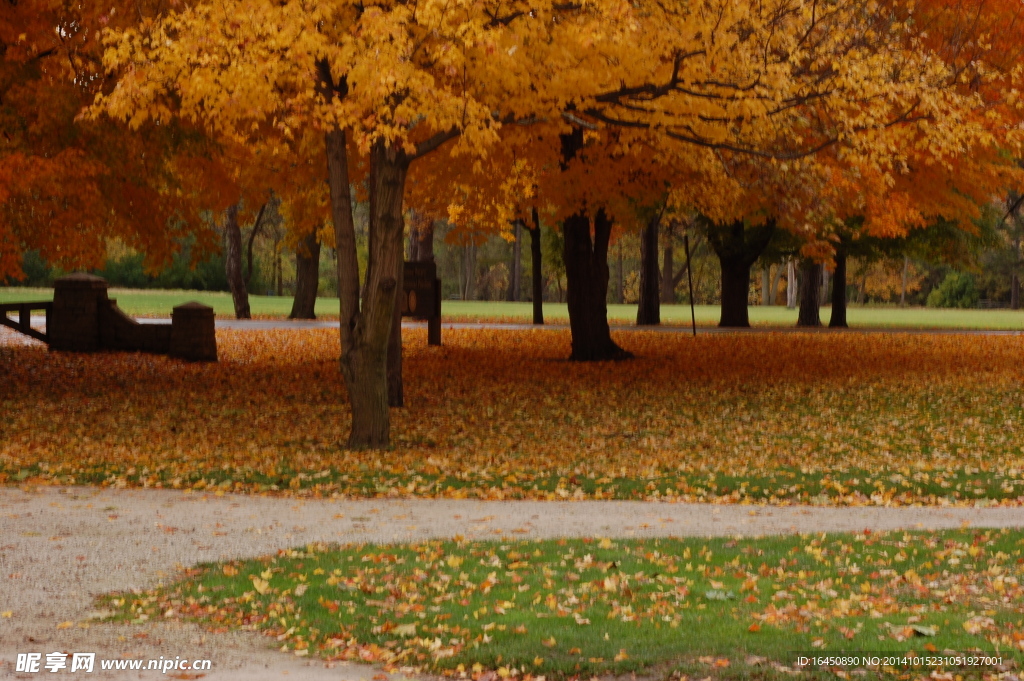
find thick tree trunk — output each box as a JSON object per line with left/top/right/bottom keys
{"left": 289, "top": 230, "right": 321, "bottom": 319}
{"left": 829, "top": 250, "right": 848, "bottom": 328}
{"left": 797, "top": 260, "right": 822, "bottom": 327}
{"left": 223, "top": 203, "right": 251, "bottom": 319}
{"left": 705, "top": 219, "right": 776, "bottom": 327}
{"left": 387, "top": 262, "right": 403, "bottom": 408}
{"left": 637, "top": 214, "right": 661, "bottom": 325}
{"left": 327, "top": 128, "right": 408, "bottom": 449}
{"left": 529, "top": 208, "right": 544, "bottom": 324}
{"left": 719, "top": 256, "right": 753, "bottom": 327}
{"left": 507, "top": 220, "right": 522, "bottom": 301}
{"left": 563, "top": 209, "right": 631, "bottom": 360}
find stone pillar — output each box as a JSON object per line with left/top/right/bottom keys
{"left": 49, "top": 274, "right": 110, "bottom": 352}
{"left": 169, "top": 302, "right": 217, "bottom": 361}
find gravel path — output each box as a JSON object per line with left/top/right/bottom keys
{"left": 2, "top": 486, "right": 1024, "bottom": 679}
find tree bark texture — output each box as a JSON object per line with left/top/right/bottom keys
{"left": 223, "top": 203, "right": 251, "bottom": 320}
{"left": 327, "top": 128, "right": 408, "bottom": 448}
{"left": 661, "top": 241, "right": 675, "bottom": 304}
{"left": 507, "top": 220, "right": 522, "bottom": 301}
{"left": 787, "top": 259, "right": 798, "bottom": 309}
{"left": 462, "top": 243, "right": 477, "bottom": 300}
{"left": 829, "top": 249, "right": 848, "bottom": 327}
{"left": 529, "top": 208, "right": 544, "bottom": 325}
{"left": 563, "top": 209, "right": 631, "bottom": 360}
{"left": 289, "top": 229, "right": 321, "bottom": 319}
{"left": 797, "top": 260, "right": 823, "bottom": 327}
{"left": 761, "top": 266, "right": 771, "bottom": 306}
{"left": 637, "top": 214, "right": 661, "bottom": 325}
{"left": 706, "top": 219, "right": 776, "bottom": 327}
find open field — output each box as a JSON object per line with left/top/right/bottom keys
{"left": 4, "top": 287, "right": 1024, "bottom": 329}
{"left": 3, "top": 328, "right": 1024, "bottom": 504}
{"left": 109, "top": 529, "right": 1024, "bottom": 678}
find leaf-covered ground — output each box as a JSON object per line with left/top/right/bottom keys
{"left": 2, "top": 328, "right": 1024, "bottom": 504}
{"left": 105, "top": 529, "right": 1023, "bottom": 679}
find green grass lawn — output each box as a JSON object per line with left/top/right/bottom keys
{"left": 3, "top": 287, "right": 1023, "bottom": 329}
{"left": 105, "top": 529, "right": 1022, "bottom": 679}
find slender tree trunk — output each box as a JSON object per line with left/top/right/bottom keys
{"left": 637, "top": 214, "right": 661, "bottom": 325}
{"left": 563, "top": 209, "right": 631, "bottom": 360}
{"left": 769, "top": 263, "right": 783, "bottom": 306}
{"left": 1012, "top": 237, "right": 1020, "bottom": 310}
{"left": 223, "top": 203, "right": 251, "bottom": 319}
{"left": 417, "top": 219, "right": 435, "bottom": 262}
{"left": 705, "top": 218, "right": 775, "bottom": 327}
{"left": 614, "top": 240, "right": 624, "bottom": 304}
{"left": 462, "top": 243, "right": 476, "bottom": 300}
{"left": 661, "top": 242, "right": 675, "bottom": 304}
{"left": 786, "top": 259, "right": 798, "bottom": 309}
{"left": 507, "top": 220, "right": 522, "bottom": 301}
{"left": 289, "top": 230, "right": 321, "bottom": 319}
{"left": 327, "top": 128, "right": 409, "bottom": 449}
{"left": 829, "top": 250, "right": 848, "bottom": 328}
{"left": 761, "top": 265, "right": 771, "bottom": 306}
{"left": 900, "top": 255, "right": 909, "bottom": 307}
{"left": 797, "top": 260, "right": 822, "bottom": 327}
{"left": 529, "top": 208, "right": 544, "bottom": 324}
{"left": 821, "top": 267, "right": 829, "bottom": 303}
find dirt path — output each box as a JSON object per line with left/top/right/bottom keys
{"left": 2, "top": 486, "right": 1024, "bottom": 680}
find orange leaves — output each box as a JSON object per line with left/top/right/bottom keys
{"left": 4, "top": 327, "right": 1024, "bottom": 505}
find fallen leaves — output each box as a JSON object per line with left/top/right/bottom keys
{"left": 103, "top": 529, "right": 1024, "bottom": 679}
{"left": 3, "top": 329, "right": 1024, "bottom": 505}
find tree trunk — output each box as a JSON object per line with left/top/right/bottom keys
{"left": 769, "top": 263, "right": 783, "bottom": 306}
{"left": 387, "top": 261, "right": 403, "bottom": 408}
{"left": 637, "top": 214, "right": 661, "bottom": 325}
{"left": 614, "top": 240, "right": 624, "bottom": 304}
{"left": 761, "top": 265, "right": 771, "bottom": 306}
{"left": 462, "top": 243, "right": 476, "bottom": 300}
{"left": 563, "top": 208, "right": 631, "bottom": 360}
{"left": 289, "top": 229, "right": 321, "bottom": 319}
{"left": 223, "top": 203, "right": 251, "bottom": 319}
{"left": 797, "top": 260, "right": 822, "bottom": 327}
{"left": 661, "top": 241, "right": 675, "bottom": 304}
{"left": 327, "top": 128, "right": 408, "bottom": 449}
{"left": 705, "top": 218, "right": 776, "bottom": 328}
{"left": 719, "top": 256, "right": 753, "bottom": 327}
{"left": 786, "top": 259, "right": 798, "bottom": 309}
{"left": 529, "top": 208, "right": 544, "bottom": 324}
{"left": 507, "top": 220, "right": 522, "bottom": 301}
{"left": 829, "top": 249, "right": 848, "bottom": 328}
{"left": 417, "top": 219, "right": 435, "bottom": 262}
{"left": 900, "top": 255, "right": 909, "bottom": 307}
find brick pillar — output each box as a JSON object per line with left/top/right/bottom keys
{"left": 49, "top": 274, "right": 110, "bottom": 352}
{"left": 169, "top": 302, "right": 217, "bottom": 361}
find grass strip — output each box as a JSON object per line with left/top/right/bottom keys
{"left": 102, "top": 530, "right": 1024, "bottom": 679}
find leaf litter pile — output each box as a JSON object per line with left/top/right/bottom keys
{"left": 107, "top": 529, "right": 1024, "bottom": 678}
{"left": 2, "top": 328, "right": 1024, "bottom": 505}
